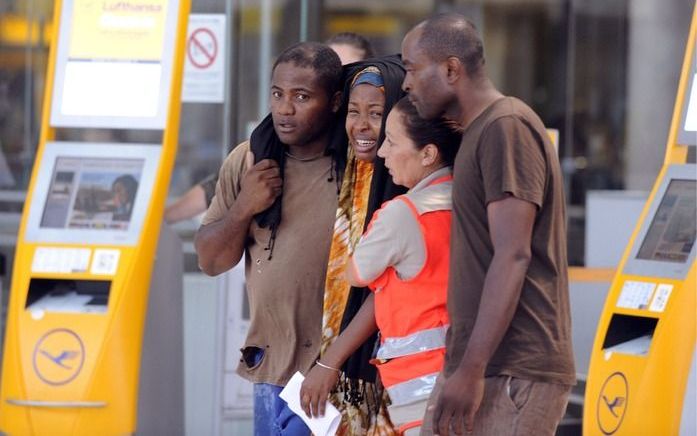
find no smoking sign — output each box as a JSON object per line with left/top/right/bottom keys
{"left": 188, "top": 28, "right": 217, "bottom": 69}
{"left": 183, "top": 14, "right": 226, "bottom": 103}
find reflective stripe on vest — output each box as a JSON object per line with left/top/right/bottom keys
{"left": 377, "top": 325, "right": 448, "bottom": 360}
{"left": 385, "top": 371, "right": 440, "bottom": 406}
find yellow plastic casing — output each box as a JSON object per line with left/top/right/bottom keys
{"left": 582, "top": 7, "right": 697, "bottom": 436}
{"left": 0, "top": 0, "right": 190, "bottom": 433}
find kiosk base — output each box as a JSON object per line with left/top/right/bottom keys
{"left": 137, "top": 225, "right": 184, "bottom": 435}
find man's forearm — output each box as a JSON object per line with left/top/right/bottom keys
{"left": 456, "top": 249, "right": 530, "bottom": 375}
{"left": 194, "top": 202, "right": 253, "bottom": 276}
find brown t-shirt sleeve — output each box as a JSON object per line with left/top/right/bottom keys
{"left": 201, "top": 141, "right": 250, "bottom": 226}
{"left": 478, "top": 115, "right": 547, "bottom": 208}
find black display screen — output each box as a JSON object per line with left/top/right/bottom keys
{"left": 637, "top": 179, "right": 696, "bottom": 263}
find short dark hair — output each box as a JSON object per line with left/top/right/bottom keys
{"left": 393, "top": 96, "right": 461, "bottom": 165}
{"left": 112, "top": 174, "right": 138, "bottom": 204}
{"left": 272, "top": 42, "right": 343, "bottom": 97}
{"left": 417, "top": 13, "right": 484, "bottom": 76}
{"left": 325, "top": 32, "right": 375, "bottom": 59}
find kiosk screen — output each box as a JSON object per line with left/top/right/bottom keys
{"left": 49, "top": 0, "right": 180, "bottom": 128}
{"left": 636, "top": 179, "right": 696, "bottom": 263}
{"left": 40, "top": 157, "right": 144, "bottom": 231}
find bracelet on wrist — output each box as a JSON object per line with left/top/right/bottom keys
{"left": 315, "top": 359, "right": 340, "bottom": 373}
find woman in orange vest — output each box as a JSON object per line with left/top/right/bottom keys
{"left": 300, "top": 96, "right": 461, "bottom": 435}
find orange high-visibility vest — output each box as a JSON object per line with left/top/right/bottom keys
{"left": 369, "top": 175, "right": 452, "bottom": 406}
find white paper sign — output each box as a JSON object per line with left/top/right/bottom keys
{"left": 279, "top": 372, "right": 341, "bottom": 436}
{"left": 649, "top": 283, "right": 673, "bottom": 312}
{"left": 32, "top": 247, "right": 91, "bottom": 274}
{"left": 90, "top": 249, "right": 121, "bottom": 275}
{"left": 684, "top": 74, "right": 697, "bottom": 132}
{"left": 616, "top": 280, "right": 656, "bottom": 310}
{"left": 50, "top": 0, "right": 180, "bottom": 129}
{"left": 182, "top": 14, "right": 226, "bottom": 103}
{"left": 62, "top": 62, "right": 161, "bottom": 117}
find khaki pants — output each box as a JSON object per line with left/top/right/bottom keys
{"left": 420, "top": 374, "right": 570, "bottom": 436}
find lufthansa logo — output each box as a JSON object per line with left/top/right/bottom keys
{"left": 32, "top": 328, "right": 85, "bottom": 386}
{"left": 597, "top": 371, "right": 628, "bottom": 435}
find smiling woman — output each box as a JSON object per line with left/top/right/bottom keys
{"left": 315, "top": 56, "right": 406, "bottom": 435}
{"left": 346, "top": 68, "right": 385, "bottom": 162}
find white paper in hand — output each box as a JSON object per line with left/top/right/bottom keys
{"left": 279, "top": 371, "right": 341, "bottom": 436}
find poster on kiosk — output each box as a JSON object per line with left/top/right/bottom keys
{"left": 51, "top": 0, "right": 180, "bottom": 129}
{"left": 0, "top": 0, "right": 190, "bottom": 433}
{"left": 583, "top": 7, "right": 696, "bottom": 436}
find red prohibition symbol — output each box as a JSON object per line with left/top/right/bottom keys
{"left": 188, "top": 28, "right": 218, "bottom": 69}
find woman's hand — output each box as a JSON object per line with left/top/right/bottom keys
{"left": 300, "top": 363, "right": 340, "bottom": 418}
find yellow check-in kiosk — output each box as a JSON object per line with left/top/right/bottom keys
{"left": 0, "top": 0, "right": 190, "bottom": 434}
{"left": 583, "top": 8, "right": 697, "bottom": 436}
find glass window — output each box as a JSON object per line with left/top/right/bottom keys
{"left": 0, "top": 2, "right": 52, "bottom": 191}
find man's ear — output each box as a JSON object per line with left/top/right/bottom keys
{"left": 445, "top": 56, "right": 464, "bottom": 84}
{"left": 330, "top": 91, "right": 342, "bottom": 113}
{"left": 421, "top": 143, "right": 439, "bottom": 167}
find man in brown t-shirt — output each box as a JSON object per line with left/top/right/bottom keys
{"left": 195, "top": 42, "right": 342, "bottom": 435}
{"left": 401, "top": 13, "right": 575, "bottom": 436}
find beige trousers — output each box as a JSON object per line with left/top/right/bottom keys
{"left": 420, "top": 374, "right": 571, "bottom": 436}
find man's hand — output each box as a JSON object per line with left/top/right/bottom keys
{"left": 433, "top": 369, "right": 485, "bottom": 436}
{"left": 299, "top": 364, "right": 340, "bottom": 418}
{"left": 235, "top": 151, "right": 282, "bottom": 217}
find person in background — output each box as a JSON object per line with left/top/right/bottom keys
{"left": 164, "top": 32, "right": 374, "bottom": 225}
{"left": 195, "top": 42, "right": 344, "bottom": 436}
{"left": 111, "top": 174, "right": 138, "bottom": 221}
{"left": 400, "top": 13, "right": 575, "bottom": 436}
{"left": 316, "top": 56, "right": 405, "bottom": 434}
{"left": 327, "top": 32, "right": 375, "bottom": 65}
{"left": 301, "top": 96, "right": 461, "bottom": 435}
{"left": 164, "top": 173, "right": 216, "bottom": 224}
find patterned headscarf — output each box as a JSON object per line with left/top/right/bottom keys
{"left": 322, "top": 66, "right": 386, "bottom": 356}
{"left": 320, "top": 55, "right": 406, "bottom": 435}
{"left": 350, "top": 66, "right": 384, "bottom": 89}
